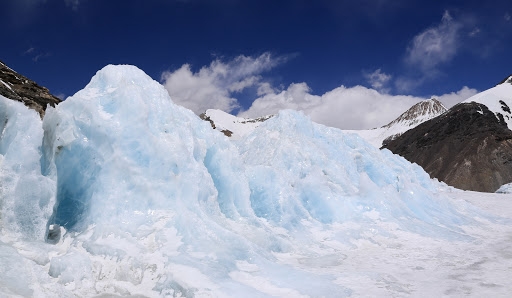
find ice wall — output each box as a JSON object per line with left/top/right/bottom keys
{"left": 0, "top": 95, "right": 55, "bottom": 241}
{"left": 0, "top": 65, "right": 480, "bottom": 297}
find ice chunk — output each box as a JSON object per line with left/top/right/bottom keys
{"left": 0, "top": 241, "right": 34, "bottom": 297}
{"left": 496, "top": 182, "right": 512, "bottom": 194}
{"left": 41, "top": 65, "right": 252, "bottom": 232}
{"left": 45, "top": 224, "right": 64, "bottom": 244}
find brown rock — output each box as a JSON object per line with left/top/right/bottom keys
{"left": 0, "top": 59, "right": 61, "bottom": 118}
{"left": 383, "top": 102, "right": 512, "bottom": 192}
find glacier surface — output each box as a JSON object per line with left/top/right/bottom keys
{"left": 0, "top": 65, "right": 511, "bottom": 297}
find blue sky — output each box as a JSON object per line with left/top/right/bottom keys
{"left": 1, "top": 0, "right": 511, "bottom": 129}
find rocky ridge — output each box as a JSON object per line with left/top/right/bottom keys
{"left": 381, "top": 98, "right": 447, "bottom": 146}
{"left": 0, "top": 60, "right": 61, "bottom": 117}
{"left": 384, "top": 77, "right": 512, "bottom": 192}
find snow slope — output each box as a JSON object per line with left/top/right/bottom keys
{"left": 348, "top": 98, "right": 447, "bottom": 148}
{"left": 0, "top": 65, "right": 511, "bottom": 297}
{"left": 463, "top": 75, "right": 512, "bottom": 129}
{"left": 201, "top": 109, "right": 273, "bottom": 140}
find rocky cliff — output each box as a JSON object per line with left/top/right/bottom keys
{"left": 384, "top": 102, "right": 512, "bottom": 192}
{"left": 0, "top": 60, "right": 61, "bottom": 117}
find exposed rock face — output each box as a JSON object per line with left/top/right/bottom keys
{"left": 0, "top": 60, "right": 61, "bottom": 118}
{"left": 384, "top": 102, "right": 512, "bottom": 192}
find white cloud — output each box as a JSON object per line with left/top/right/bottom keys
{"left": 434, "top": 86, "right": 478, "bottom": 108}
{"left": 239, "top": 83, "right": 476, "bottom": 130}
{"left": 405, "top": 11, "right": 462, "bottom": 73}
{"left": 161, "top": 53, "right": 288, "bottom": 114}
{"left": 364, "top": 69, "right": 392, "bottom": 92}
{"left": 161, "top": 51, "right": 478, "bottom": 130}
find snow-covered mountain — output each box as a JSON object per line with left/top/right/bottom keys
{"left": 0, "top": 59, "right": 61, "bottom": 117}
{"left": 349, "top": 98, "right": 447, "bottom": 148}
{"left": 200, "top": 109, "right": 273, "bottom": 139}
{"left": 462, "top": 74, "right": 512, "bottom": 128}
{"left": 1, "top": 64, "right": 512, "bottom": 297}
{"left": 384, "top": 76, "right": 512, "bottom": 192}
{"left": 202, "top": 99, "right": 447, "bottom": 147}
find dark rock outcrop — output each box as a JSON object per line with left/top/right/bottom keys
{"left": 0, "top": 60, "right": 61, "bottom": 118}
{"left": 383, "top": 102, "right": 512, "bottom": 192}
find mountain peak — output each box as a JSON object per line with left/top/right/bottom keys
{"left": 0, "top": 59, "right": 61, "bottom": 118}
{"left": 348, "top": 98, "right": 447, "bottom": 148}
{"left": 384, "top": 101, "right": 512, "bottom": 192}
{"left": 383, "top": 98, "right": 447, "bottom": 129}
{"left": 497, "top": 74, "right": 512, "bottom": 86}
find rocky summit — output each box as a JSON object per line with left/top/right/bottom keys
{"left": 384, "top": 102, "right": 512, "bottom": 192}
{"left": 0, "top": 60, "right": 61, "bottom": 117}
{"left": 381, "top": 98, "right": 447, "bottom": 147}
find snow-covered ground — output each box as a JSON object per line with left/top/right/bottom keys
{"left": 202, "top": 109, "right": 273, "bottom": 140}
{"left": 0, "top": 65, "right": 511, "bottom": 297}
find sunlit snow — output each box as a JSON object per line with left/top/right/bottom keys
{"left": 0, "top": 65, "right": 511, "bottom": 297}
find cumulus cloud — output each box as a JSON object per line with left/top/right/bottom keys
{"left": 434, "top": 86, "right": 478, "bottom": 108}
{"left": 161, "top": 53, "right": 288, "bottom": 114}
{"left": 364, "top": 69, "right": 392, "bottom": 92}
{"left": 239, "top": 83, "right": 476, "bottom": 130}
{"left": 405, "top": 11, "right": 462, "bottom": 73}
{"left": 162, "top": 49, "right": 477, "bottom": 130}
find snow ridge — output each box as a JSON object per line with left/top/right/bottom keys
{"left": 463, "top": 79, "right": 512, "bottom": 129}
{"left": 201, "top": 109, "right": 274, "bottom": 139}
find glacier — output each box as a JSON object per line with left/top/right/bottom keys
{"left": 1, "top": 65, "right": 512, "bottom": 297}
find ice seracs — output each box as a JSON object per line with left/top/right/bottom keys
{"left": 1, "top": 64, "right": 512, "bottom": 297}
